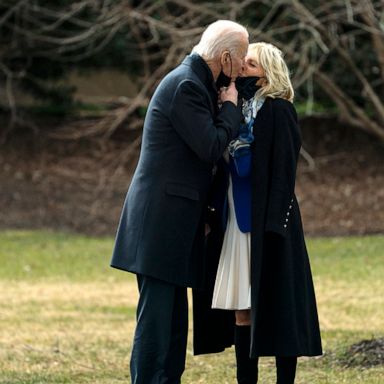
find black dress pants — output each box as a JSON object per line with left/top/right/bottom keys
{"left": 130, "top": 275, "right": 188, "bottom": 384}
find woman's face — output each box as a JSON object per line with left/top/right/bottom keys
{"left": 243, "top": 55, "right": 266, "bottom": 86}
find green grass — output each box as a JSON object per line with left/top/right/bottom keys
{"left": 0, "top": 230, "right": 383, "bottom": 383}
{"left": 0, "top": 230, "right": 123, "bottom": 282}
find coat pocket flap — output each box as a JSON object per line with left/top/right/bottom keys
{"left": 165, "top": 183, "right": 199, "bottom": 201}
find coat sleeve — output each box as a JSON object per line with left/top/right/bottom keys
{"left": 265, "top": 100, "right": 301, "bottom": 238}
{"left": 169, "top": 80, "right": 242, "bottom": 164}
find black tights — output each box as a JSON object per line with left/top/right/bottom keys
{"left": 275, "top": 356, "right": 297, "bottom": 384}
{"left": 235, "top": 325, "right": 297, "bottom": 384}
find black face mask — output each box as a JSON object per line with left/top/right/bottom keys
{"left": 216, "top": 71, "right": 232, "bottom": 89}
{"left": 216, "top": 54, "right": 232, "bottom": 89}
{"left": 235, "top": 76, "right": 262, "bottom": 100}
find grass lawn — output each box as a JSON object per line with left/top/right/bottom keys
{"left": 0, "top": 230, "right": 383, "bottom": 383}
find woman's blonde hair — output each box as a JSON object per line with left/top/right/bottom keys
{"left": 248, "top": 42, "right": 294, "bottom": 102}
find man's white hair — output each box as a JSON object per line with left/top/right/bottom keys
{"left": 192, "top": 20, "right": 248, "bottom": 60}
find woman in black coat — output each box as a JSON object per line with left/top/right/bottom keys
{"left": 193, "top": 42, "right": 322, "bottom": 384}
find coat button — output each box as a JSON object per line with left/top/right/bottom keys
{"left": 284, "top": 224, "right": 287, "bottom": 228}
{"left": 287, "top": 212, "right": 290, "bottom": 216}
{"left": 285, "top": 218, "right": 289, "bottom": 222}
{"left": 289, "top": 205, "right": 292, "bottom": 209}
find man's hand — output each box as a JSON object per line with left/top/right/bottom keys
{"left": 219, "top": 81, "right": 238, "bottom": 106}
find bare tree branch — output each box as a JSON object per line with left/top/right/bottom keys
{"left": 1, "top": 0, "right": 384, "bottom": 142}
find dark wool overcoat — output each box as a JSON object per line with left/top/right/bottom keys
{"left": 110, "top": 54, "right": 242, "bottom": 289}
{"left": 193, "top": 97, "right": 323, "bottom": 357}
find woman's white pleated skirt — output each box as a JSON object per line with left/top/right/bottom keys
{"left": 211, "top": 176, "right": 251, "bottom": 310}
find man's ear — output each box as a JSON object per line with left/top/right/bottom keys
{"left": 220, "top": 50, "right": 230, "bottom": 66}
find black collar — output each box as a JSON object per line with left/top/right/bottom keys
{"left": 181, "top": 53, "right": 217, "bottom": 94}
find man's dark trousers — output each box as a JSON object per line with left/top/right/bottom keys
{"left": 130, "top": 275, "right": 188, "bottom": 384}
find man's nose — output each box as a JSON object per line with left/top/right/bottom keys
{"left": 238, "top": 61, "right": 245, "bottom": 76}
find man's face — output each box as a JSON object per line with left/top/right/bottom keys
{"left": 232, "top": 39, "right": 249, "bottom": 78}
{"left": 222, "top": 38, "right": 248, "bottom": 80}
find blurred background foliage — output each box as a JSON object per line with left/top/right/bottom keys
{"left": 0, "top": 0, "right": 383, "bottom": 142}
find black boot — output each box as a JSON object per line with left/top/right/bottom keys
{"left": 234, "top": 325, "right": 258, "bottom": 384}
{"left": 275, "top": 356, "right": 297, "bottom": 384}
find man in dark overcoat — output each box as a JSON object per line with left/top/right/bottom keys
{"left": 110, "top": 20, "right": 249, "bottom": 384}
